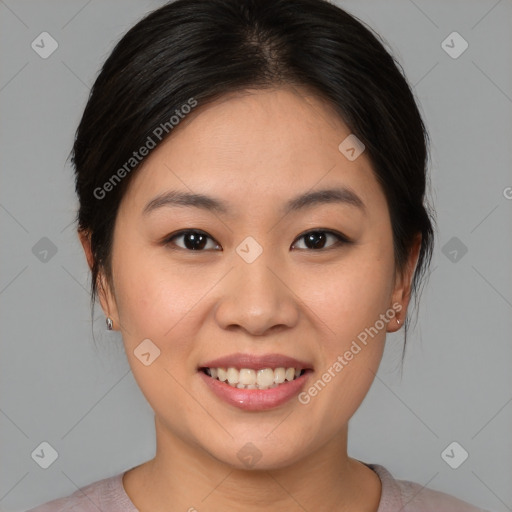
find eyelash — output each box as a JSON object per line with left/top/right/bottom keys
{"left": 162, "top": 229, "right": 352, "bottom": 252}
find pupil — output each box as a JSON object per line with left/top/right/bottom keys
{"left": 185, "top": 232, "right": 207, "bottom": 250}
{"left": 306, "top": 232, "right": 326, "bottom": 249}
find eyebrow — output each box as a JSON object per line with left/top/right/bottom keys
{"left": 142, "top": 186, "right": 365, "bottom": 217}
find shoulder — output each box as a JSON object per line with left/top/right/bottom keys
{"left": 25, "top": 472, "right": 137, "bottom": 512}
{"left": 366, "top": 463, "right": 493, "bottom": 512}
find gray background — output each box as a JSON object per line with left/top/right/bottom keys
{"left": 1, "top": 1, "right": 511, "bottom": 511}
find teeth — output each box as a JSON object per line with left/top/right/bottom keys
{"left": 204, "top": 366, "right": 305, "bottom": 389}
{"left": 256, "top": 368, "right": 274, "bottom": 387}
{"left": 227, "top": 367, "right": 238, "bottom": 384}
{"left": 274, "top": 367, "right": 285, "bottom": 383}
{"left": 239, "top": 368, "right": 256, "bottom": 385}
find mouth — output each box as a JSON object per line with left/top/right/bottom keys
{"left": 197, "top": 353, "right": 314, "bottom": 411}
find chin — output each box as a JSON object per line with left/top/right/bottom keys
{"left": 202, "top": 435, "right": 310, "bottom": 472}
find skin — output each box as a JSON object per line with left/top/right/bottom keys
{"left": 80, "top": 86, "right": 421, "bottom": 512}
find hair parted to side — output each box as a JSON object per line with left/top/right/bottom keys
{"left": 71, "top": 0, "right": 435, "bottom": 359}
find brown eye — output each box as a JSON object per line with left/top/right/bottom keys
{"left": 163, "top": 228, "right": 350, "bottom": 252}
{"left": 165, "top": 230, "right": 220, "bottom": 251}
{"left": 292, "top": 230, "right": 350, "bottom": 250}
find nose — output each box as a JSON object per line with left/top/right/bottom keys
{"left": 214, "top": 255, "right": 300, "bottom": 337}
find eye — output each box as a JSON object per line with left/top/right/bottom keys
{"left": 164, "top": 230, "right": 221, "bottom": 251}
{"left": 291, "top": 229, "right": 351, "bottom": 251}
{"left": 163, "top": 228, "right": 351, "bottom": 252}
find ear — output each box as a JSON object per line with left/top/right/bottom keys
{"left": 387, "top": 233, "right": 422, "bottom": 333}
{"left": 78, "top": 229, "right": 120, "bottom": 330}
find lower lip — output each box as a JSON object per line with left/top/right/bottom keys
{"left": 198, "top": 370, "right": 311, "bottom": 411}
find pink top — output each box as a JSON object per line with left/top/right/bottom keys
{"left": 26, "top": 462, "right": 491, "bottom": 511}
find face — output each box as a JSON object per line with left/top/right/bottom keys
{"left": 82, "top": 87, "right": 418, "bottom": 470}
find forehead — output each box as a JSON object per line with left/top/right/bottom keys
{"left": 118, "top": 87, "right": 383, "bottom": 219}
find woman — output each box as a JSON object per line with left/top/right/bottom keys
{"left": 27, "top": 0, "right": 490, "bottom": 510}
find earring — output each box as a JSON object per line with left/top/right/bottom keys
{"left": 106, "top": 317, "right": 113, "bottom": 330}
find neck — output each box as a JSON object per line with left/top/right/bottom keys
{"left": 124, "top": 417, "right": 381, "bottom": 512}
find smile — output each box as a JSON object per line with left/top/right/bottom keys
{"left": 197, "top": 367, "right": 313, "bottom": 411}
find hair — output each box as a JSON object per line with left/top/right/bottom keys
{"left": 71, "top": 0, "right": 436, "bottom": 361}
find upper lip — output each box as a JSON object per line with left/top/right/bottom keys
{"left": 199, "top": 353, "right": 313, "bottom": 371}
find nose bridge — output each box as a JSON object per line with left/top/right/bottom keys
{"left": 237, "top": 252, "right": 279, "bottom": 302}
{"left": 235, "top": 233, "right": 280, "bottom": 291}
{"left": 214, "top": 242, "right": 299, "bottom": 335}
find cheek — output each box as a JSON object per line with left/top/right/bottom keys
{"left": 110, "top": 243, "right": 192, "bottom": 348}
{"left": 111, "top": 251, "right": 200, "bottom": 417}
{"left": 111, "top": 242, "right": 224, "bottom": 381}
{"left": 296, "top": 245, "right": 395, "bottom": 413}
{"left": 307, "top": 248, "right": 395, "bottom": 344}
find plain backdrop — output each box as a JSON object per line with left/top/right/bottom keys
{"left": 1, "top": 1, "right": 511, "bottom": 511}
